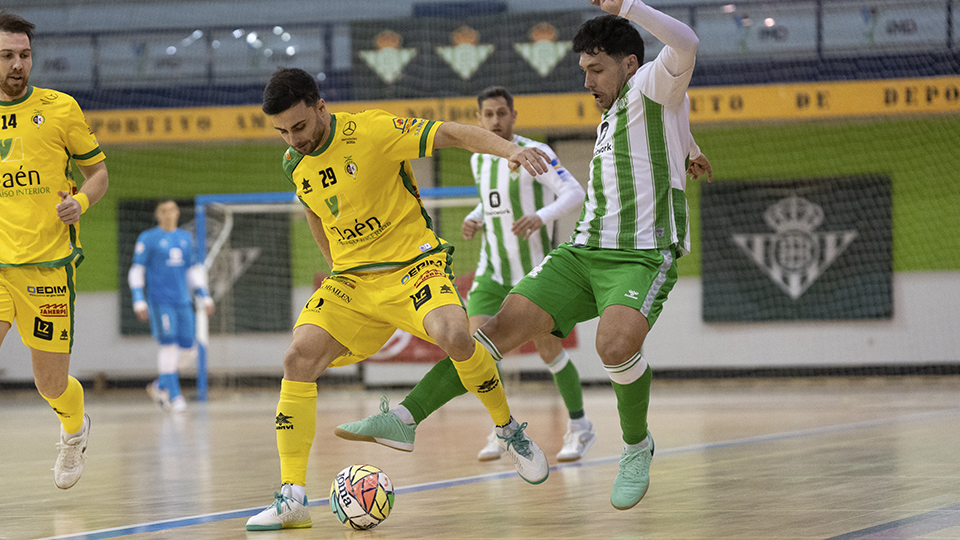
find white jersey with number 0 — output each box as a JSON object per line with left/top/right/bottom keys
{"left": 471, "top": 135, "right": 581, "bottom": 286}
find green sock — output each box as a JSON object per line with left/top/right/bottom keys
{"left": 610, "top": 367, "right": 652, "bottom": 445}
{"left": 401, "top": 357, "right": 468, "bottom": 425}
{"left": 552, "top": 360, "right": 585, "bottom": 420}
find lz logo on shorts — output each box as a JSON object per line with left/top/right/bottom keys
{"left": 276, "top": 412, "right": 294, "bottom": 430}
{"left": 33, "top": 317, "right": 54, "bottom": 341}
{"left": 410, "top": 285, "right": 432, "bottom": 310}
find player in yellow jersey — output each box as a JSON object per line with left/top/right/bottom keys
{"left": 246, "top": 68, "right": 552, "bottom": 531}
{"left": 0, "top": 12, "right": 109, "bottom": 489}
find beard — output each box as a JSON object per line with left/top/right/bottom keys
{"left": 0, "top": 73, "right": 27, "bottom": 98}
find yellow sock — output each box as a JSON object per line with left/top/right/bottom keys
{"left": 277, "top": 379, "right": 318, "bottom": 487}
{"left": 452, "top": 339, "right": 511, "bottom": 426}
{"left": 41, "top": 376, "right": 85, "bottom": 434}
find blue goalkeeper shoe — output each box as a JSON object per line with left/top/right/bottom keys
{"left": 334, "top": 396, "right": 416, "bottom": 452}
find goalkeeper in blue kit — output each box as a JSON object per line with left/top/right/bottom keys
{"left": 128, "top": 200, "right": 214, "bottom": 412}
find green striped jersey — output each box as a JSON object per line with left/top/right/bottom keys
{"left": 470, "top": 135, "right": 581, "bottom": 286}
{"left": 572, "top": 56, "right": 694, "bottom": 255}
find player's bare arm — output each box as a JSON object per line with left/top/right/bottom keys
{"left": 433, "top": 122, "right": 550, "bottom": 176}
{"left": 304, "top": 206, "right": 332, "bottom": 267}
{"left": 56, "top": 161, "right": 109, "bottom": 225}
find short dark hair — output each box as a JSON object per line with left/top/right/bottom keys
{"left": 0, "top": 11, "right": 35, "bottom": 43}
{"left": 477, "top": 86, "right": 514, "bottom": 110}
{"left": 572, "top": 15, "right": 644, "bottom": 63}
{"left": 262, "top": 68, "right": 320, "bottom": 116}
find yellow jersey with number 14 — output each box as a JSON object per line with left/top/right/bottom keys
{"left": 283, "top": 109, "right": 444, "bottom": 273}
{"left": 0, "top": 86, "right": 105, "bottom": 267}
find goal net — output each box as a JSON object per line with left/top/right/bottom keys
{"left": 191, "top": 186, "right": 482, "bottom": 398}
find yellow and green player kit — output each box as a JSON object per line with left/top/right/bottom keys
{"left": 0, "top": 86, "right": 104, "bottom": 353}
{"left": 283, "top": 109, "right": 443, "bottom": 274}
{"left": 283, "top": 109, "right": 465, "bottom": 363}
{"left": 0, "top": 86, "right": 105, "bottom": 267}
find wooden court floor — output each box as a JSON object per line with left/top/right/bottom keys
{"left": 1, "top": 376, "right": 959, "bottom": 540}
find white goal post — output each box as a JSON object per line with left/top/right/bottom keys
{"left": 192, "top": 187, "right": 479, "bottom": 401}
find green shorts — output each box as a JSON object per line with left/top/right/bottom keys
{"left": 510, "top": 244, "right": 678, "bottom": 338}
{"left": 465, "top": 273, "right": 513, "bottom": 318}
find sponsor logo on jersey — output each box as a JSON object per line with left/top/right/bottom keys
{"left": 401, "top": 259, "right": 445, "bottom": 284}
{"left": 301, "top": 178, "right": 313, "bottom": 194}
{"left": 593, "top": 141, "right": 613, "bottom": 157}
{"left": 2, "top": 167, "right": 42, "bottom": 188}
{"left": 330, "top": 215, "right": 386, "bottom": 242}
{"left": 322, "top": 283, "right": 352, "bottom": 304}
{"left": 413, "top": 269, "right": 445, "bottom": 288}
{"left": 33, "top": 317, "right": 54, "bottom": 341}
{"left": 276, "top": 412, "right": 294, "bottom": 430}
{"left": 342, "top": 121, "right": 357, "bottom": 136}
{"left": 439, "top": 284, "right": 454, "bottom": 294}
{"left": 597, "top": 121, "right": 609, "bottom": 142}
{"left": 60, "top": 329, "right": 69, "bottom": 341}
{"left": 304, "top": 298, "right": 324, "bottom": 311}
{"left": 28, "top": 285, "right": 67, "bottom": 297}
{"left": 39, "top": 303, "right": 68, "bottom": 317}
{"left": 410, "top": 284, "right": 432, "bottom": 310}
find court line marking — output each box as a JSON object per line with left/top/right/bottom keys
{"left": 38, "top": 407, "right": 960, "bottom": 540}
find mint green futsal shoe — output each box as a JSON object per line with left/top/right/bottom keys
{"left": 334, "top": 396, "right": 416, "bottom": 452}
{"left": 611, "top": 430, "right": 654, "bottom": 510}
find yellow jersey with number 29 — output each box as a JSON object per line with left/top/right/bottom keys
{"left": 283, "top": 109, "right": 444, "bottom": 274}
{"left": 0, "top": 86, "right": 105, "bottom": 267}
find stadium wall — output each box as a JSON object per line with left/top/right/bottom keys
{"left": 1, "top": 272, "right": 957, "bottom": 384}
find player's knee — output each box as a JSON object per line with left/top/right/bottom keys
{"left": 435, "top": 330, "right": 475, "bottom": 360}
{"left": 282, "top": 342, "right": 323, "bottom": 379}
{"left": 596, "top": 338, "right": 641, "bottom": 367}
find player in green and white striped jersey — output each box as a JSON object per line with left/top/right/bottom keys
{"left": 462, "top": 87, "right": 591, "bottom": 462}
{"left": 475, "top": 0, "right": 702, "bottom": 510}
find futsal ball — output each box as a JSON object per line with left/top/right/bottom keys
{"left": 330, "top": 464, "right": 395, "bottom": 530}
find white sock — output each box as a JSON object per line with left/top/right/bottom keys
{"left": 569, "top": 416, "right": 591, "bottom": 431}
{"left": 390, "top": 405, "right": 415, "bottom": 425}
{"left": 546, "top": 350, "right": 571, "bottom": 374}
{"left": 624, "top": 435, "right": 651, "bottom": 452}
{"left": 281, "top": 483, "right": 306, "bottom": 502}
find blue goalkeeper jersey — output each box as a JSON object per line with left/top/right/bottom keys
{"left": 132, "top": 227, "right": 199, "bottom": 306}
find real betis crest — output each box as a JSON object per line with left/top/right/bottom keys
{"left": 360, "top": 30, "right": 416, "bottom": 84}
{"left": 731, "top": 195, "right": 858, "bottom": 300}
{"left": 436, "top": 26, "right": 494, "bottom": 80}
{"left": 514, "top": 22, "right": 571, "bottom": 78}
